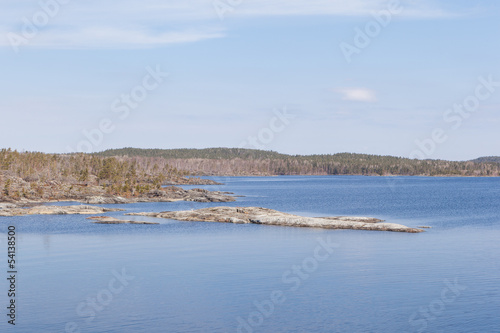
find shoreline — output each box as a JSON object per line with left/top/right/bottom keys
{"left": 0, "top": 204, "right": 424, "bottom": 233}
{"left": 0, "top": 176, "right": 427, "bottom": 233}
{"left": 188, "top": 174, "right": 500, "bottom": 178}
{"left": 128, "top": 207, "right": 425, "bottom": 233}
{"left": 0, "top": 187, "right": 236, "bottom": 207}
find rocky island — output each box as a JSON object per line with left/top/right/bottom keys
{"left": 127, "top": 207, "right": 424, "bottom": 233}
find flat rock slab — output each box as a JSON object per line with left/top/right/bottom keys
{"left": 317, "top": 216, "right": 384, "bottom": 223}
{"left": 0, "top": 205, "right": 123, "bottom": 217}
{"left": 87, "top": 216, "right": 159, "bottom": 225}
{"left": 127, "top": 207, "right": 424, "bottom": 233}
{"left": 0, "top": 203, "right": 18, "bottom": 210}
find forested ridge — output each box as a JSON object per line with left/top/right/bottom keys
{"left": 97, "top": 148, "right": 287, "bottom": 160}
{"left": 2, "top": 147, "right": 498, "bottom": 203}
{"left": 96, "top": 148, "right": 500, "bottom": 177}
{"left": 471, "top": 156, "right": 500, "bottom": 164}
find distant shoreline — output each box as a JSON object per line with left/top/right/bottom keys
{"left": 1, "top": 148, "right": 499, "bottom": 204}
{"left": 94, "top": 147, "right": 500, "bottom": 177}
{"left": 190, "top": 174, "right": 500, "bottom": 178}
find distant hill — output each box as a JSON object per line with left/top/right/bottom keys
{"left": 96, "top": 147, "right": 288, "bottom": 160}
{"left": 470, "top": 156, "right": 500, "bottom": 164}
{"left": 95, "top": 148, "right": 500, "bottom": 177}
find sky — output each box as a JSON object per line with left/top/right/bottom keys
{"left": 0, "top": 0, "right": 499, "bottom": 161}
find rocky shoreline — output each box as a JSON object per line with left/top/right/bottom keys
{"left": 164, "top": 178, "right": 222, "bottom": 185}
{"left": 0, "top": 203, "right": 424, "bottom": 233}
{"left": 0, "top": 205, "right": 123, "bottom": 217}
{"left": 0, "top": 186, "right": 235, "bottom": 207}
{"left": 127, "top": 207, "right": 424, "bottom": 233}
{"left": 79, "top": 187, "right": 235, "bottom": 204}
{"left": 87, "top": 216, "right": 159, "bottom": 225}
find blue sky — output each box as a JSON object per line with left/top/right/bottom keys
{"left": 0, "top": 0, "right": 499, "bottom": 160}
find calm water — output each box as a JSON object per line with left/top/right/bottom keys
{"left": 1, "top": 176, "right": 499, "bottom": 333}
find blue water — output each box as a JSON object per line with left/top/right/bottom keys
{"left": 0, "top": 176, "right": 499, "bottom": 333}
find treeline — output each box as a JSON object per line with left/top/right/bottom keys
{"left": 0, "top": 149, "right": 192, "bottom": 200}
{"left": 2, "top": 147, "right": 498, "bottom": 202}
{"left": 97, "top": 147, "right": 286, "bottom": 160}
{"left": 471, "top": 156, "right": 500, "bottom": 164}
{"left": 96, "top": 148, "right": 500, "bottom": 177}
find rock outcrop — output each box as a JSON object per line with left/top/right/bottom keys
{"left": 0, "top": 186, "right": 235, "bottom": 207}
{"left": 0, "top": 205, "right": 123, "bottom": 217}
{"left": 82, "top": 196, "right": 130, "bottom": 204}
{"left": 127, "top": 207, "right": 424, "bottom": 233}
{"left": 0, "top": 203, "right": 17, "bottom": 210}
{"left": 135, "top": 188, "right": 235, "bottom": 203}
{"left": 164, "top": 178, "right": 223, "bottom": 185}
{"left": 87, "top": 216, "right": 159, "bottom": 224}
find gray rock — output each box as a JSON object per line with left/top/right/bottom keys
{"left": 0, "top": 203, "right": 17, "bottom": 210}
{"left": 0, "top": 205, "right": 123, "bottom": 217}
{"left": 127, "top": 207, "right": 424, "bottom": 233}
{"left": 84, "top": 196, "right": 129, "bottom": 204}
{"left": 87, "top": 216, "right": 159, "bottom": 225}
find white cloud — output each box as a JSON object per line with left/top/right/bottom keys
{"left": 0, "top": 0, "right": 225, "bottom": 49}
{"left": 336, "top": 88, "right": 377, "bottom": 102}
{"left": 0, "top": 0, "right": 460, "bottom": 49}
{"left": 214, "top": 0, "right": 461, "bottom": 19}
{"left": 1, "top": 27, "right": 225, "bottom": 49}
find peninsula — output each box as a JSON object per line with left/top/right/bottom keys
{"left": 0, "top": 149, "right": 234, "bottom": 204}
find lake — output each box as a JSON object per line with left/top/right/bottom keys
{"left": 1, "top": 176, "right": 499, "bottom": 332}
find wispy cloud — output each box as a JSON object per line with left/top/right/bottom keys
{"left": 232, "top": 0, "right": 458, "bottom": 18}
{"left": 1, "top": 27, "right": 225, "bottom": 49}
{"left": 336, "top": 88, "right": 377, "bottom": 102}
{"left": 0, "top": 0, "right": 226, "bottom": 49}
{"left": 0, "top": 0, "right": 463, "bottom": 50}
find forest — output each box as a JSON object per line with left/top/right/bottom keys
{"left": 2, "top": 147, "right": 499, "bottom": 202}
{"left": 97, "top": 148, "right": 500, "bottom": 176}
{"left": 471, "top": 156, "right": 500, "bottom": 163}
